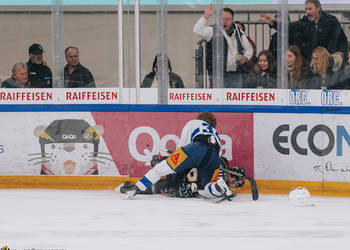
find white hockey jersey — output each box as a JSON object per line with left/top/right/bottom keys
{"left": 179, "top": 119, "right": 221, "bottom": 148}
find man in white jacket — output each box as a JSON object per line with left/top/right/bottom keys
{"left": 193, "top": 5, "right": 253, "bottom": 88}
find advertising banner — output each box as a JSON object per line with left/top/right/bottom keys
{"left": 92, "top": 112, "right": 254, "bottom": 177}
{"left": 0, "top": 88, "right": 119, "bottom": 104}
{"left": 254, "top": 113, "right": 350, "bottom": 182}
{"left": 0, "top": 112, "right": 254, "bottom": 177}
{"left": 0, "top": 112, "right": 119, "bottom": 175}
{"left": 1, "top": 88, "right": 350, "bottom": 106}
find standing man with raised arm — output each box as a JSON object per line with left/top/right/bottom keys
{"left": 193, "top": 5, "right": 253, "bottom": 88}
{"left": 260, "top": 0, "right": 348, "bottom": 64}
{"left": 294, "top": 0, "right": 348, "bottom": 63}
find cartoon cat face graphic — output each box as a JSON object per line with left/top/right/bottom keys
{"left": 41, "top": 142, "right": 97, "bottom": 175}
{"left": 30, "top": 119, "right": 109, "bottom": 175}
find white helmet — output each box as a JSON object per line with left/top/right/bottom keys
{"left": 288, "top": 186, "right": 315, "bottom": 206}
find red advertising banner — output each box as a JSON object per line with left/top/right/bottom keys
{"left": 92, "top": 112, "right": 254, "bottom": 177}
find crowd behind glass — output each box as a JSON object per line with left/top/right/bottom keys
{"left": 1, "top": 0, "right": 350, "bottom": 90}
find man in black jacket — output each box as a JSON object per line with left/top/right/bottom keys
{"left": 26, "top": 43, "right": 53, "bottom": 88}
{"left": 64, "top": 46, "right": 96, "bottom": 88}
{"left": 293, "top": 0, "right": 348, "bottom": 63}
{"left": 261, "top": 0, "right": 348, "bottom": 64}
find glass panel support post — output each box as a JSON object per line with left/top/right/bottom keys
{"left": 51, "top": 0, "right": 64, "bottom": 88}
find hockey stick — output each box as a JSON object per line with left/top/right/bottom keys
{"left": 246, "top": 177, "right": 259, "bottom": 201}
{"left": 215, "top": 193, "right": 237, "bottom": 203}
{"left": 195, "top": 192, "right": 237, "bottom": 203}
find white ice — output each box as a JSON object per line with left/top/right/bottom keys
{"left": 1, "top": 189, "right": 349, "bottom": 250}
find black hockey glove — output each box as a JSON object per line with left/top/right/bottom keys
{"left": 151, "top": 155, "right": 168, "bottom": 167}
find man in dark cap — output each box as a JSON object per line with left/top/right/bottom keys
{"left": 27, "top": 43, "right": 53, "bottom": 88}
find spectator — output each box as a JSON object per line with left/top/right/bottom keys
{"left": 310, "top": 46, "right": 347, "bottom": 89}
{"left": 27, "top": 43, "right": 53, "bottom": 88}
{"left": 141, "top": 54, "right": 184, "bottom": 88}
{"left": 64, "top": 46, "right": 96, "bottom": 88}
{"left": 288, "top": 45, "right": 311, "bottom": 89}
{"left": 234, "top": 21, "right": 257, "bottom": 72}
{"left": 1, "top": 62, "right": 31, "bottom": 88}
{"left": 244, "top": 50, "right": 277, "bottom": 88}
{"left": 266, "top": 15, "right": 278, "bottom": 59}
{"left": 260, "top": 14, "right": 294, "bottom": 60}
{"left": 293, "top": 0, "right": 348, "bottom": 63}
{"left": 193, "top": 5, "right": 253, "bottom": 88}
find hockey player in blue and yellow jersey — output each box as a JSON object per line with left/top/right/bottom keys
{"left": 124, "top": 112, "right": 235, "bottom": 200}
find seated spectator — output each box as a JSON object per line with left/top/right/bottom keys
{"left": 244, "top": 50, "right": 277, "bottom": 88}
{"left": 27, "top": 43, "right": 53, "bottom": 88}
{"left": 141, "top": 54, "right": 184, "bottom": 88}
{"left": 64, "top": 46, "right": 96, "bottom": 88}
{"left": 310, "top": 46, "right": 347, "bottom": 89}
{"left": 288, "top": 45, "right": 312, "bottom": 89}
{"left": 1, "top": 62, "right": 31, "bottom": 88}
{"left": 235, "top": 21, "right": 257, "bottom": 72}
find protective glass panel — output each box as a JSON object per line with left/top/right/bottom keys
{"left": 138, "top": 0, "right": 165, "bottom": 104}
{"left": 0, "top": 4, "right": 53, "bottom": 88}
{"left": 241, "top": 2, "right": 280, "bottom": 89}
{"left": 191, "top": 2, "right": 281, "bottom": 89}
{"left": 62, "top": 4, "right": 119, "bottom": 89}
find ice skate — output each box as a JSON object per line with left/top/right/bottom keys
{"left": 123, "top": 185, "right": 140, "bottom": 199}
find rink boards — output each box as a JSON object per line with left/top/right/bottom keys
{"left": 1, "top": 88, "right": 350, "bottom": 196}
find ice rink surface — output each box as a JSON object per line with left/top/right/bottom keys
{"left": 1, "top": 189, "right": 349, "bottom": 250}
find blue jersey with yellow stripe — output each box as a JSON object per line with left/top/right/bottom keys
{"left": 166, "top": 141, "right": 220, "bottom": 189}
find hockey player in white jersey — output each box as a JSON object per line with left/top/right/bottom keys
{"left": 123, "top": 112, "right": 236, "bottom": 200}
